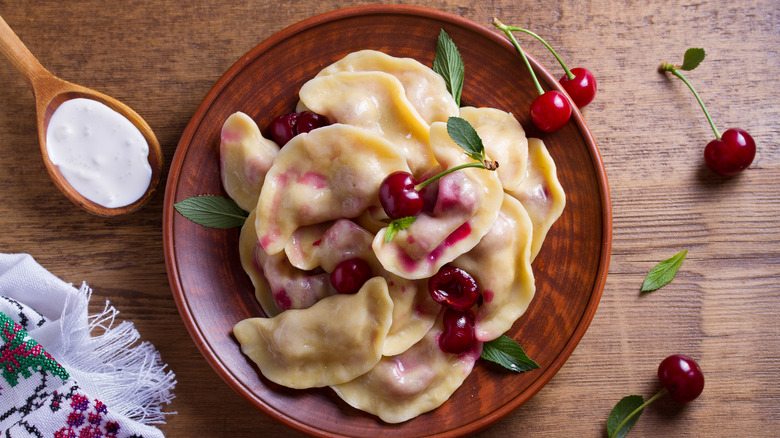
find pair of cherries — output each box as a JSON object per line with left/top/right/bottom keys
{"left": 429, "top": 266, "right": 481, "bottom": 354}
{"left": 268, "top": 110, "right": 330, "bottom": 146}
{"left": 493, "top": 19, "right": 596, "bottom": 133}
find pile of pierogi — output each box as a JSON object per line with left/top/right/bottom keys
{"left": 219, "top": 50, "right": 565, "bottom": 423}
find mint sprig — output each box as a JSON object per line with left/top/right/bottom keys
{"left": 446, "top": 116, "right": 486, "bottom": 163}
{"left": 414, "top": 117, "right": 498, "bottom": 193}
{"left": 640, "top": 250, "right": 687, "bottom": 292}
{"left": 174, "top": 195, "right": 248, "bottom": 229}
{"left": 384, "top": 216, "right": 417, "bottom": 243}
{"left": 433, "top": 29, "right": 464, "bottom": 106}
{"left": 480, "top": 335, "right": 539, "bottom": 373}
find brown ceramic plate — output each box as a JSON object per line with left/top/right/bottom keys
{"left": 163, "top": 5, "right": 611, "bottom": 437}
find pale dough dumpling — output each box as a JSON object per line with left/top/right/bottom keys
{"left": 240, "top": 209, "right": 335, "bottom": 316}
{"left": 451, "top": 194, "right": 535, "bottom": 342}
{"left": 285, "top": 219, "right": 440, "bottom": 356}
{"left": 331, "top": 316, "right": 482, "bottom": 424}
{"left": 315, "top": 50, "right": 459, "bottom": 125}
{"left": 233, "top": 277, "right": 394, "bottom": 389}
{"left": 220, "top": 112, "right": 280, "bottom": 211}
{"left": 299, "top": 71, "right": 437, "bottom": 176}
{"left": 458, "top": 106, "right": 528, "bottom": 192}
{"left": 238, "top": 208, "right": 280, "bottom": 317}
{"left": 254, "top": 124, "right": 408, "bottom": 255}
{"left": 507, "top": 138, "right": 565, "bottom": 261}
{"left": 372, "top": 121, "right": 503, "bottom": 280}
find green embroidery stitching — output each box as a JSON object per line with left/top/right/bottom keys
{"left": 0, "top": 312, "right": 69, "bottom": 387}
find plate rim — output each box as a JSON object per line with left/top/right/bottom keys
{"left": 163, "top": 4, "right": 612, "bottom": 437}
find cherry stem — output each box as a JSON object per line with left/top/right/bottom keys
{"left": 493, "top": 18, "right": 544, "bottom": 96}
{"left": 659, "top": 62, "right": 721, "bottom": 140}
{"left": 415, "top": 162, "right": 489, "bottom": 191}
{"left": 609, "top": 388, "right": 667, "bottom": 438}
{"left": 496, "top": 22, "right": 574, "bottom": 79}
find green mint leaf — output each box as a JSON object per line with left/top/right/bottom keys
{"left": 607, "top": 395, "right": 645, "bottom": 438}
{"left": 680, "top": 48, "right": 705, "bottom": 71}
{"left": 384, "top": 216, "right": 417, "bottom": 243}
{"left": 446, "top": 117, "right": 485, "bottom": 162}
{"left": 174, "top": 195, "right": 248, "bottom": 229}
{"left": 433, "top": 29, "right": 464, "bottom": 106}
{"left": 480, "top": 335, "right": 540, "bottom": 372}
{"left": 641, "top": 250, "right": 687, "bottom": 292}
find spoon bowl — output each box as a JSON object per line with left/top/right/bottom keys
{"left": 0, "top": 14, "right": 163, "bottom": 217}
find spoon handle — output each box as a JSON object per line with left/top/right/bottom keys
{"left": 0, "top": 14, "right": 52, "bottom": 86}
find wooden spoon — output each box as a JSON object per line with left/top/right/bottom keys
{"left": 0, "top": 14, "right": 163, "bottom": 217}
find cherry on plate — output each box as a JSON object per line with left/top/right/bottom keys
{"left": 428, "top": 265, "right": 480, "bottom": 311}
{"left": 378, "top": 171, "right": 424, "bottom": 220}
{"left": 439, "top": 308, "right": 476, "bottom": 354}
{"left": 530, "top": 90, "right": 572, "bottom": 133}
{"left": 560, "top": 67, "right": 597, "bottom": 108}
{"left": 330, "top": 258, "right": 372, "bottom": 294}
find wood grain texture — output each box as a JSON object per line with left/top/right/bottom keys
{"left": 0, "top": 0, "right": 777, "bottom": 437}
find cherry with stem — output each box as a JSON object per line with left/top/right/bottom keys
{"left": 608, "top": 354, "right": 704, "bottom": 438}
{"left": 493, "top": 18, "right": 572, "bottom": 133}
{"left": 659, "top": 49, "right": 755, "bottom": 176}
{"left": 493, "top": 19, "right": 596, "bottom": 108}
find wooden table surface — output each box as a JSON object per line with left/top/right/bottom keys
{"left": 1, "top": 1, "right": 777, "bottom": 436}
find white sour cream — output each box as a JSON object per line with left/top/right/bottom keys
{"left": 46, "top": 98, "right": 152, "bottom": 208}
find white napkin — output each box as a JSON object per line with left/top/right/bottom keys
{"left": 0, "top": 253, "right": 175, "bottom": 437}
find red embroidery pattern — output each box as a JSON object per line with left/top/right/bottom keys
{"left": 54, "top": 393, "right": 122, "bottom": 438}
{"left": 0, "top": 311, "right": 69, "bottom": 387}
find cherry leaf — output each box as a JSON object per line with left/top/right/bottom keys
{"left": 680, "top": 48, "right": 705, "bottom": 71}
{"left": 607, "top": 395, "right": 645, "bottom": 438}
{"left": 384, "top": 216, "right": 417, "bottom": 243}
{"left": 641, "top": 250, "right": 687, "bottom": 292}
{"left": 174, "top": 195, "right": 248, "bottom": 229}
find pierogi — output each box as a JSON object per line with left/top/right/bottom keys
{"left": 222, "top": 49, "right": 565, "bottom": 423}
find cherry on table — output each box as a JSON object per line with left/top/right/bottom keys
{"left": 378, "top": 171, "right": 424, "bottom": 220}
{"left": 330, "top": 258, "right": 372, "bottom": 294}
{"left": 659, "top": 50, "right": 756, "bottom": 176}
{"left": 438, "top": 308, "right": 476, "bottom": 354}
{"left": 530, "top": 90, "right": 572, "bottom": 133}
{"left": 704, "top": 128, "right": 756, "bottom": 176}
{"left": 657, "top": 354, "right": 705, "bottom": 403}
{"left": 560, "top": 67, "right": 597, "bottom": 108}
{"left": 428, "top": 265, "right": 480, "bottom": 311}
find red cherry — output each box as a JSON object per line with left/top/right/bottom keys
{"left": 438, "top": 308, "right": 476, "bottom": 354}
{"left": 269, "top": 112, "right": 300, "bottom": 146}
{"left": 657, "top": 354, "right": 705, "bottom": 403}
{"left": 530, "top": 90, "right": 572, "bottom": 133}
{"left": 428, "top": 266, "right": 480, "bottom": 311}
{"left": 297, "top": 111, "right": 330, "bottom": 134}
{"left": 704, "top": 128, "right": 755, "bottom": 176}
{"left": 378, "top": 171, "right": 424, "bottom": 220}
{"left": 330, "top": 258, "right": 372, "bottom": 294}
{"left": 560, "top": 67, "right": 597, "bottom": 108}
{"left": 268, "top": 111, "right": 331, "bottom": 146}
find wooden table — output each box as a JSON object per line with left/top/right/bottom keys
{"left": 1, "top": 1, "right": 777, "bottom": 436}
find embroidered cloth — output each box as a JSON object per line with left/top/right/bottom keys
{"left": 0, "top": 254, "right": 175, "bottom": 437}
